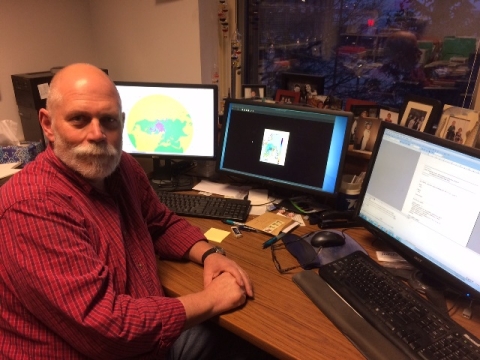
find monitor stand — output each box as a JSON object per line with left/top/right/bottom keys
{"left": 150, "top": 157, "right": 194, "bottom": 191}
{"left": 184, "top": 160, "right": 220, "bottom": 180}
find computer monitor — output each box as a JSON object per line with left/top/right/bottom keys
{"left": 217, "top": 99, "right": 353, "bottom": 197}
{"left": 356, "top": 122, "right": 480, "bottom": 298}
{"left": 115, "top": 81, "right": 218, "bottom": 188}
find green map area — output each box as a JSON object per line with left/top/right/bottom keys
{"left": 129, "top": 118, "right": 190, "bottom": 153}
{"left": 126, "top": 94, "right": 193, "bottom": 153}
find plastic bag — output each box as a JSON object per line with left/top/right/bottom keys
{"left": 0, "top": 119, "right": 20, "bottom": 146}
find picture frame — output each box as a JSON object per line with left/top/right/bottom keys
{"left": 275, "top": 89, "right": 300, "bottom": 104}
{"left": 242, "top": 84, "right": 266, "bottom": 99}
{"left": 324, "top": 95, "right": 343, "bottom": 110}
{"left": 280, "top": 72, "right": 324, "bottom": 105}
{"left": 349, "top": 104, "right": 380, "bottom": 119}
{"left": 379, "top": 106, "right": 400, "bottom": 124}
{"left": 347, "top": 103, "right": 382, "bottom": 152}
{"left": 351, "top": 116, "right": 382, "bottom": 153}
{"left": 436, "top": 105, "right": 480, "bottom": 147}
{"left": 345, "top": 98, "right": 376, "bottom": 112}
{"left": 398, "top": 95, "right": 442, "bottom": 133}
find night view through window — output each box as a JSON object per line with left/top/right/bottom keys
{"left": 243, "top": 0, "right": 480, "bottom": 112}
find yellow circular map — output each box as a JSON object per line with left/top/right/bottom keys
{"left": 126, "top": 94, "right": 193, "bottom": 153}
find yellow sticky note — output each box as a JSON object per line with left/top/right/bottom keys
{"left": 204, "top": 228, "right": 230, "bottom": 243}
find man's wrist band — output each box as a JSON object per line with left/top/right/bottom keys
{"left": 201, "top": 246, "right": 226, "bottom": 264}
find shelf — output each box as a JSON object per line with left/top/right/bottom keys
{"left": 347, "top": 149, "right": 372, "bottom": 160}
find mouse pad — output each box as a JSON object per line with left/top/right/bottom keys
{"left": 281, "top": 230, "right": 367, "bottom": 269}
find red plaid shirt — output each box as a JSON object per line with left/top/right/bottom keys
{"left": 0, "top": 147, "right": 205, "bottom": 359}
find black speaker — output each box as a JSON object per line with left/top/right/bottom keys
{"left": 11, "top": 71, "right": 54, "bottom": 146}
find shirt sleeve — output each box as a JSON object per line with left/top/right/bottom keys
{"left": 126, "top": 156, "right": 207, "bottom": 259}
{"left": 0, "top": 197, "right": 184, "bottom": 359}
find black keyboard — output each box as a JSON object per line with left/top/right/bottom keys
{"left": 157, "top": 191, "right": 251, "bottom": 222}
{"left": 319, "top": 251, "right": 480, "bottom": 360}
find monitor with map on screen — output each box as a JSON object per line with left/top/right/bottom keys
{"left": 115, "top": 81, "right": 218, "bottom": 191}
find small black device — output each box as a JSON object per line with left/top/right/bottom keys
{"left": 231, "top": 226, "right": 243, "bottom": 238}
{"left": 318, "top": 210, "right": 355, "bottom": 221}
{"left": 312, "top": 210, "right": 358, "bottom": 229}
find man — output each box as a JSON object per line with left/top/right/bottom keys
{"left": 360, "top": 121, "right": 372, "bottom": 151}
{"left": 366, "top": 31, "right": 430, "bottom": 102}
{"left": 446, "top": 120, "right": 456, "bottom": 141}
{"left": 0, "top": 63, "right": 267, "bottom": 359}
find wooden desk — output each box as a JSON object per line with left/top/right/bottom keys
{"left": 157, "top": 217, "right": 480, "bottom": 359}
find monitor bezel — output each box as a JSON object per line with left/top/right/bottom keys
{"left": 217, "top": 99, "right": 353, "bottom": 197}
{"left": 355, "top": 121, "right": 480, "bottom": 298}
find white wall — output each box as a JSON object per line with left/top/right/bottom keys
{"left": 0, "top": 0, "right": 220, "bottom": 141}
{"left": 0, "top": 0, "right": 98, "bottom": 141}
{"left": 87, "top": 0, "right": 210, "bottom": 84}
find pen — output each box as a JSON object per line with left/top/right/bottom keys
{"left": 222, "top": 220, "right": 266, "bottom": 234}
{"left": 262, "top": 232, "right": 287, "bottom": 249}
{"left": 238, "top": 225, "right": 264, "bottom": 233}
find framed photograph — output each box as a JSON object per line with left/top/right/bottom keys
{"left": 280, "top": 72, "right": 324, "bottom": 105}
{"left": 242, "top": 84, "right": 266, "bottom": 99}
{"left": 324, "top": 95, "right": 343, "bottom": 110}
{"left": 398, "top": 95, "right": 442, "bottom": 133}
{"left": 379, "top": 107, "right": 400, "bottom": 124}
{"left": 351, "top": 116, "right": 382, "bottom": 153}
{"left": 436, "top": 105, "right": 480, "bottom": 147}
{"left": 275, "top": 89, "right": 300, "bottom": 104}
{"left": 306, "top": 94, "right": 328, "bottom": 108}
{"left": 307, "top": 94, "right": 343, "bottom": 110}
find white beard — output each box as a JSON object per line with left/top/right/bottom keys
{"left": 52, "top": 130, "right": 122, "bottom": 181}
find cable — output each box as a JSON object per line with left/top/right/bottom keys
{"left": 463, "top": 299, "right": 474, "bottom": 320}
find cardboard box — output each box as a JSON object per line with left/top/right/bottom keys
{"left": 0, "top": 141, "right": 44, "bottom": 165}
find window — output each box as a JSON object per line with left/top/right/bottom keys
{"left": 242, "top": 0, "right": 480, "bottom": 111}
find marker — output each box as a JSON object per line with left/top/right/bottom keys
{"left": 222, "top": 219, "right": 245, "bottom": 226}
{"left": 262, "top": 232, "right": 287, "bottom": 249}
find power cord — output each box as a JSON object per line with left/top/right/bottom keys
{"left": 463, "top": 299, "right": 474, "bottom": 320}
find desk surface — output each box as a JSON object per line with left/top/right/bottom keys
{"left": 157, "top": 216, "right": 480, "bottom": 359}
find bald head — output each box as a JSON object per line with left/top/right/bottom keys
{"left": 39, "top": 63, "right": 124, "bottom": 188}
{"left": 47, "top": 63, "right": 121, "bottom": 116}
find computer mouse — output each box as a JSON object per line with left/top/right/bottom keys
{"left": 309, "top": 230, "right": 345, "bottom": 248}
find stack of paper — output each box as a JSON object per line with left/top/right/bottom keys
{"left": 245, "top": 212, "right": 295, "bottom": 236}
